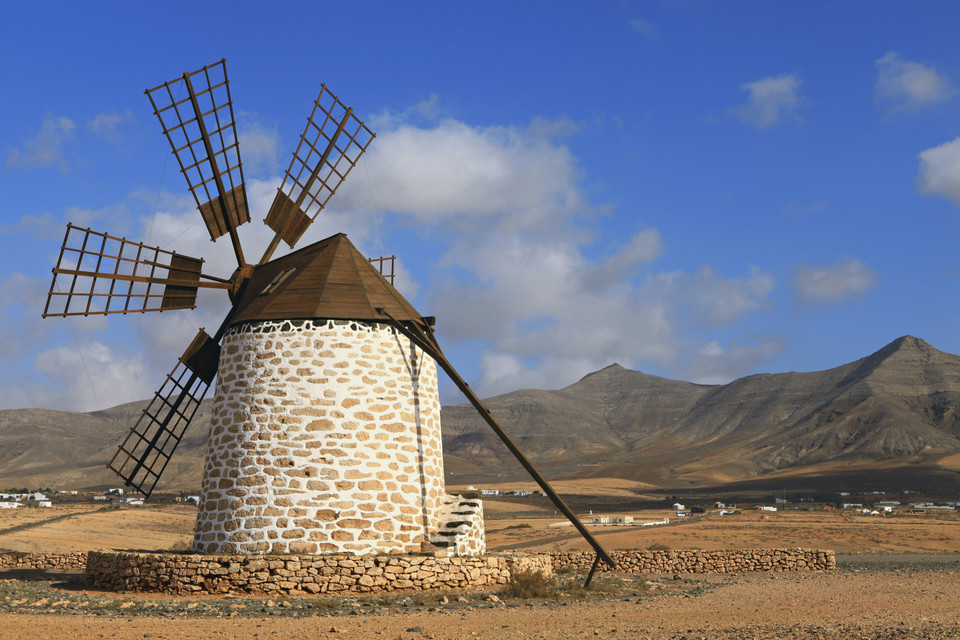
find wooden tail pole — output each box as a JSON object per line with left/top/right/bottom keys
{"left": 584, "top": 553, "right": 602, "bottom": 588}
{"left": 382, "top": 313, "right": 616, "bottom": 574}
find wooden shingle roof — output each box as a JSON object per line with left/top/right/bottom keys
{"left": 229, "top": 233, "right": 425, "bottom": 326}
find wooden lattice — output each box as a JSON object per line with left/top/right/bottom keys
{"left": 107, "top": 336, "right": 213, "bottom": 497}
{"left": 145, "top": 59, "right": 250, "bottom": 242}
{"left": 262, "top": 86, "right": 376, "bottom": 254}
{"left": 42, "top": 224, "right": 218, "bottom": 317}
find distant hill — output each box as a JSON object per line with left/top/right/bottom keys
{"left": 440, "top": 336, "right": 960, "bottom": 492}
{"left": 2, "top": 335, "right": 960, "bottom": 494}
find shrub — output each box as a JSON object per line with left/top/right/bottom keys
{"left": 498, "top": 569, "right": 556, "bottom": 599}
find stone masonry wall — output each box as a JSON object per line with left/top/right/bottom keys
{"left": 85, "top": 551, "right": 551, "bottom": 595}
{"left": 194, "top": 319, "right": 448, "bottom": 556}
{"left": 548, "top": 549, "right": 835, "bottom": 573}
{"left": 83, "top": 548, "right": 832, "bottom": 595}
{"left": 0, "top": 551, "right": 87, "bottom": 570}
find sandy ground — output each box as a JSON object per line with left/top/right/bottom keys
{"left": 3, "top": 503, "right": 960, "bottom": 556}
{"left": 0, "top": 505, "right": 195, "bottom": 553}
{"left": 2, "top": 498, "right": 959, "bottom": 638}
{"left": 1, "top": 571, "right": 959, "bottom": 639}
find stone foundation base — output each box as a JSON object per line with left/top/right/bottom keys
{"left": 84, "top": 551, "right": 552, "bottom": 595}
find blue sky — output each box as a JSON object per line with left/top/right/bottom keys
{"left": 2, "top": 2, "right": 960, "bottom": 411}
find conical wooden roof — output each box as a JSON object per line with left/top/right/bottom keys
{"left": 229, "top": 233, "right": 425, "bottom": 326}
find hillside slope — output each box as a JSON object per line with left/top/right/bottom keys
{"left": 2, "top": 336, "right": 959, "bottom": 493}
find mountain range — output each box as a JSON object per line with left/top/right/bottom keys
{"left": 3, "top": 335, "right": 960, "bottom": 494}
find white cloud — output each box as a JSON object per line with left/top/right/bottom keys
{"left": 339, "top": 118, "right": 585, "bottom": 232}
{"left": 15, "top": 107, "right": 786, "bottom": 410}
{"left": 33, "top": 340, "right": 156, "bottom": 411}
{"left": 729, "top": 74, "right": 805, "bottom": 129}
{"left": 237, "top": 115, "right": 280, "bottom": 177}
{"left": 917, "top": 137, "right": 960, "bottom": 208}
{"left": 87, "top": 111, "right": 135, "bottom": 145}
{"left": 876, "top": 52, "right": 954, "bottom": 113}
{"left": 0, "top": 213, "right": 61, "bottom": 238}
{"left": 688, "top": 336, "right": 786, "bottom": 385}
{"left": 686, "top": 265, "right": 774, "bottom": 326}
{"left": 793, "top": 258, "right": 878, "bottom": 303}
{"left": 338, "top": 113, "right": 780, "bottom": 395}
{"left": 6, "top": 114, "right": 76, "bottom": 170}
{"left": 369, "top": 95, "right": 448, "bottom": 131}
{"left": 646, "top": 265, "right": 774, "bottom": 327}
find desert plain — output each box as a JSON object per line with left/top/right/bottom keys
{"left": 0, "top": 480, "right": 959, "bottom": 639}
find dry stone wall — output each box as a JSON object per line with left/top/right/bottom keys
{"left": 84, "top": 548, "right": 832, "bottom": 595}
{"left": 0, "top": 551, "right": 86, "bottom": 570}
{"left": 85, "top": 551, "right": 550, "bottom": 595}
{"left": 195, "top": 319, "right": 454, "bottom": 556}
{"left": 549, "top": 549, "right": 835, "bottom": 573}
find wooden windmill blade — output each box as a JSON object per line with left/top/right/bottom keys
{"left": 107, "top": 329, "right": 217, "bottom": 497}
{"left": 42, "top": 224, "right": 231, "bottom": 317}
{"left": 259, "top": 85, "right": 376, "bottom": 264}
{"left": 145, "top": 59, "right": 249, "bottom": 267}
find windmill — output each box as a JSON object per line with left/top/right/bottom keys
{"left": 43, "top": 59, "right": 613, "bottom": 577}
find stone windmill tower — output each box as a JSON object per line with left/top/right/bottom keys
{"left": 43, "top": 60, "right": 613, "bottom": 573}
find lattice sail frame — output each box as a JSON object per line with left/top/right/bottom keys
{"left": 43, "top": 224, "right": 209, "bottom": 317}
{"left": 146, "top": 59, "right": 250, "bottom": 242}
{"left": 107, "top": 332, "right": 214, "bottom": 498}
{"left": 264, "top": 85, "right": 376, "bottom": 249}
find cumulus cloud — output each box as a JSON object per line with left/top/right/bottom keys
{"left": 33, "top": 340, "right": 157, "bottom": 411}
{"left": 876, "top": 52, "right": 954, "bottom": 113}
{"left": 646, "top": 265, "right": 774, "bottom": 327}
{"left": 793, "top": 258, "right": 878, "bottom": 303}
{"left": 917, "top": 136, "right": 960, "bottom": 207}
{"left": 6, "top": 114, "right": 76, "bottom": 170}
{"left": 729, "top": 74, "right": 805, "bottom": 129}
{"left": 339, "top": 118, "right": 585, "bottom": 232}
{"left": 14, "top": 103, "right": 785, "bottom": 409}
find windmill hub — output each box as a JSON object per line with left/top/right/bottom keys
{"left": 227, "top": 263, "right": 256, "bottom": 303}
